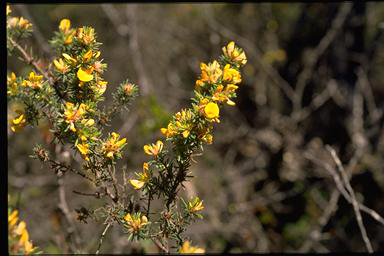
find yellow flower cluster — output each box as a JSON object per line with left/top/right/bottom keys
{"left": 129, "top": 162, "right": 150, "bottom": 190}
{"left": 21, "top": 72, "right": 44, "bottom": 89}
{"left": 102, "top": 132, "right": 127, "bottom": 159}
{"left": 53, "top": 20, "right": 107, "bottom": 96}
{"left": 8, "top": 210, "right": 37, "bottom": 254}
{"left": 123, "top": 212, "right": 149, "bottom": 233}
{"left": 144, "top": 140, "right": 163, "bottom": 157}
{"left": 195, "top": 60, "right": 223, "bottom": 86}
{"left": 222, "top": 41, "right": 247, "bottom": 66}
{"left": 196, "top": 64, "right": 242, "bottom": 108}
{"left": 159, "top": 42, "right": 246, "bottom": 145}
{"left": 161, "top": 109, "right": 194, "bottom": 139}
{"left": 7, "top": 16, "right": 32, "bottom": 30}
{"left": 179, "top": 241, "right": 205, "bottom": 254}
{"left": 76, "top": 27, "right": 96, "bottom": 46}
{"left": 63, "top": 102, "right": 88, "bottom": 132}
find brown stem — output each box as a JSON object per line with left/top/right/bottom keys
{"left": 9, "top": 37, "right": 52, "bottom": 83}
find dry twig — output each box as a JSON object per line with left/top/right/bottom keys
{"left": 326, "top": 146, "right": 373, "bottom": 253}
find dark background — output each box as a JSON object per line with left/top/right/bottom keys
{"left": 7, "top": 3, "right": 384, "bottom": 253}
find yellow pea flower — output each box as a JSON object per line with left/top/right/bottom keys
{"left": 222, "top": 41, "right": 247, "bottom": 66}
{"left": 76, "top": 27, "right": 95, "bottom": 45}
{"left": 8, "top": 210, "right": 19, "bottom": 228}
{"left": 188, "top": 197, "right": 204, "bottom": 213}
{"left": 18, "top": 17, "right": 32, "bottom": 29}
{"left": 179, "top": 241, "right": 205, "bottom": 254}
{"left": 102, "top": 132, "right": 127, "bottom": 159}
{"left": 223, "top": 64, "right": 241, "bottom": 84}
{"left": 94, "top": 51, "right": 101, "bottom": 59}
{"left": 62, "top": 53, "right": 77, "bottom": 65}
{"left": 83, "top": 50, "right": 93, "bottom": 62}
{"left": 76, "top": 143, "right": 90, "bottom": 161}
{"left": 197, "top": 60, "right": 222, "bottom": 85}
{"left": 161, "top": 123, "right": 177, "bottom": 138}
{"left": 64, "top": 102, "right": 87, "bottom": 132}
{"left": 130, "top": 162, "right": 150, "bottom": 190}
{"left": 204, "top": 102, "right": 219, "bottom": 119}
{"left": 53, "top": 58, "right": 69, "bottom": 73}
{"left": 143, "top": 140, "right": 163, "bottom": 156}
{"left": 94, "top": 81, "right": 108, "bottom": 95}
{"left": 77, "top": 67, "right": 94, "bottom": 82}
{"left": 201, "top": 133, "right": 213, "bottom": 144}
{"left": 10, "top": 113, "right": 27, "bottom": 133}
{"left": 129, "top": 180, "right": 145, "bottom": 190}
{"left": 64, "top": 33, "right": 74, "bottom": 44}
{"left": 225, "top": 84, "right": 238, "bottom": 93}
{"left": 7, "top": 5, "right": 11, "bottom": 15}
{"left": 123, "top": 213, "right": 149, "bottom": 233}
{"left": 8, "top": 208, "right": 37, "bottom": 254}
{"left": 22, "top": 72, "right": 43, "bottom": 89}
{"left": 59, "top": 19, "right": 71, "bottom": 33}
{"left": 7, "top": 72, "right": 18, "bottom": 96}
{"left": 81, "top": 118, "right": 95, "bottom": 126}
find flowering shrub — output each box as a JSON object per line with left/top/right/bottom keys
{"left": 7, "top": 4, "right": 246, "bottom": 254}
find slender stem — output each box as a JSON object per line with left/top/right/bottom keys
{"left": 327, "top": 146, "right": 373, "bottom": 253}
{"left": 9, "top": 37, "right": 52, "bottom": 83}
{"left": 95, "top": 223, "right": 111, "bottom": 254}
{"left": 49, "top": 159, "right": 94, "bottom": 183}
{"left": 57, "top": 175, "right": 81, "bottom": 253}
{"left": 151, "top": 237, "right": 169, "bottom": 253}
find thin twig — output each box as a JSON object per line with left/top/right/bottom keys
{"left": 9, "top": 37, "right": 52, "bottom": 83}
{"left": 292, "top": 3, "right": 352, "bottom": 113}
{"left": 326, "top": 146, "right": 373, "bottom": 253}
{"left": 305, "top": 152, "right": 384, "bottom": 226}
{"left": 299, "top": 189, "right": 340, "bottom": 252}
{"left": 356, "top": 67, "right": 382, "bottom": 124}
{"left": 72, "top": 190, "right": 103, "bottom": 199}
{"left": 102, "top": 4, "right": 151, "bottom": 95}
{"left": 57, "top": 175, "right": 81, "bottom": 253}
{"left": 96, "top": 223, "right": 112, "bottom": 254}
{"left": 49, "top": 159, "right": 94, "bottom": 183}
{"left": 151, "top": 237, "right": 169, "bottom": 253}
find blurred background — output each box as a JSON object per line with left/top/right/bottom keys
{"left": 7, "top": 3, "right": 384, "bottom": 253}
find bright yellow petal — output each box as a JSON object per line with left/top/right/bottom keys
{"left": 13, "top": 114, "right": 25, "bottom": 125}
{"left": 116, "top": 138, "right": 127, "bottom": 147}
{"left": 130, "top": 179, "right": 145, "bottom": 190}
{"left": 182, "top": 130, "right": 190, "bottom": 138}
{"left": 144, "top": 145, "right": 152, "bottom": 155}
{"left": 204, "top": 102, "right": 220, "bottom": 119}
{"left": 59, "top": 19, "right": 71, "bottom": 32}
{"left": 156, "top": 140, "right": 163, "bottom": 152}
{"left": 62, "top": 53, "right": 77, "bottom": 64}
{"left": 124, "top": 213, "right": 133, "bottom": 223}
{"left": 83, "top": 50, "right": 93, "bottom": 62}
{"left": 77, "top": 68, "right": 93, "bottom": 82}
